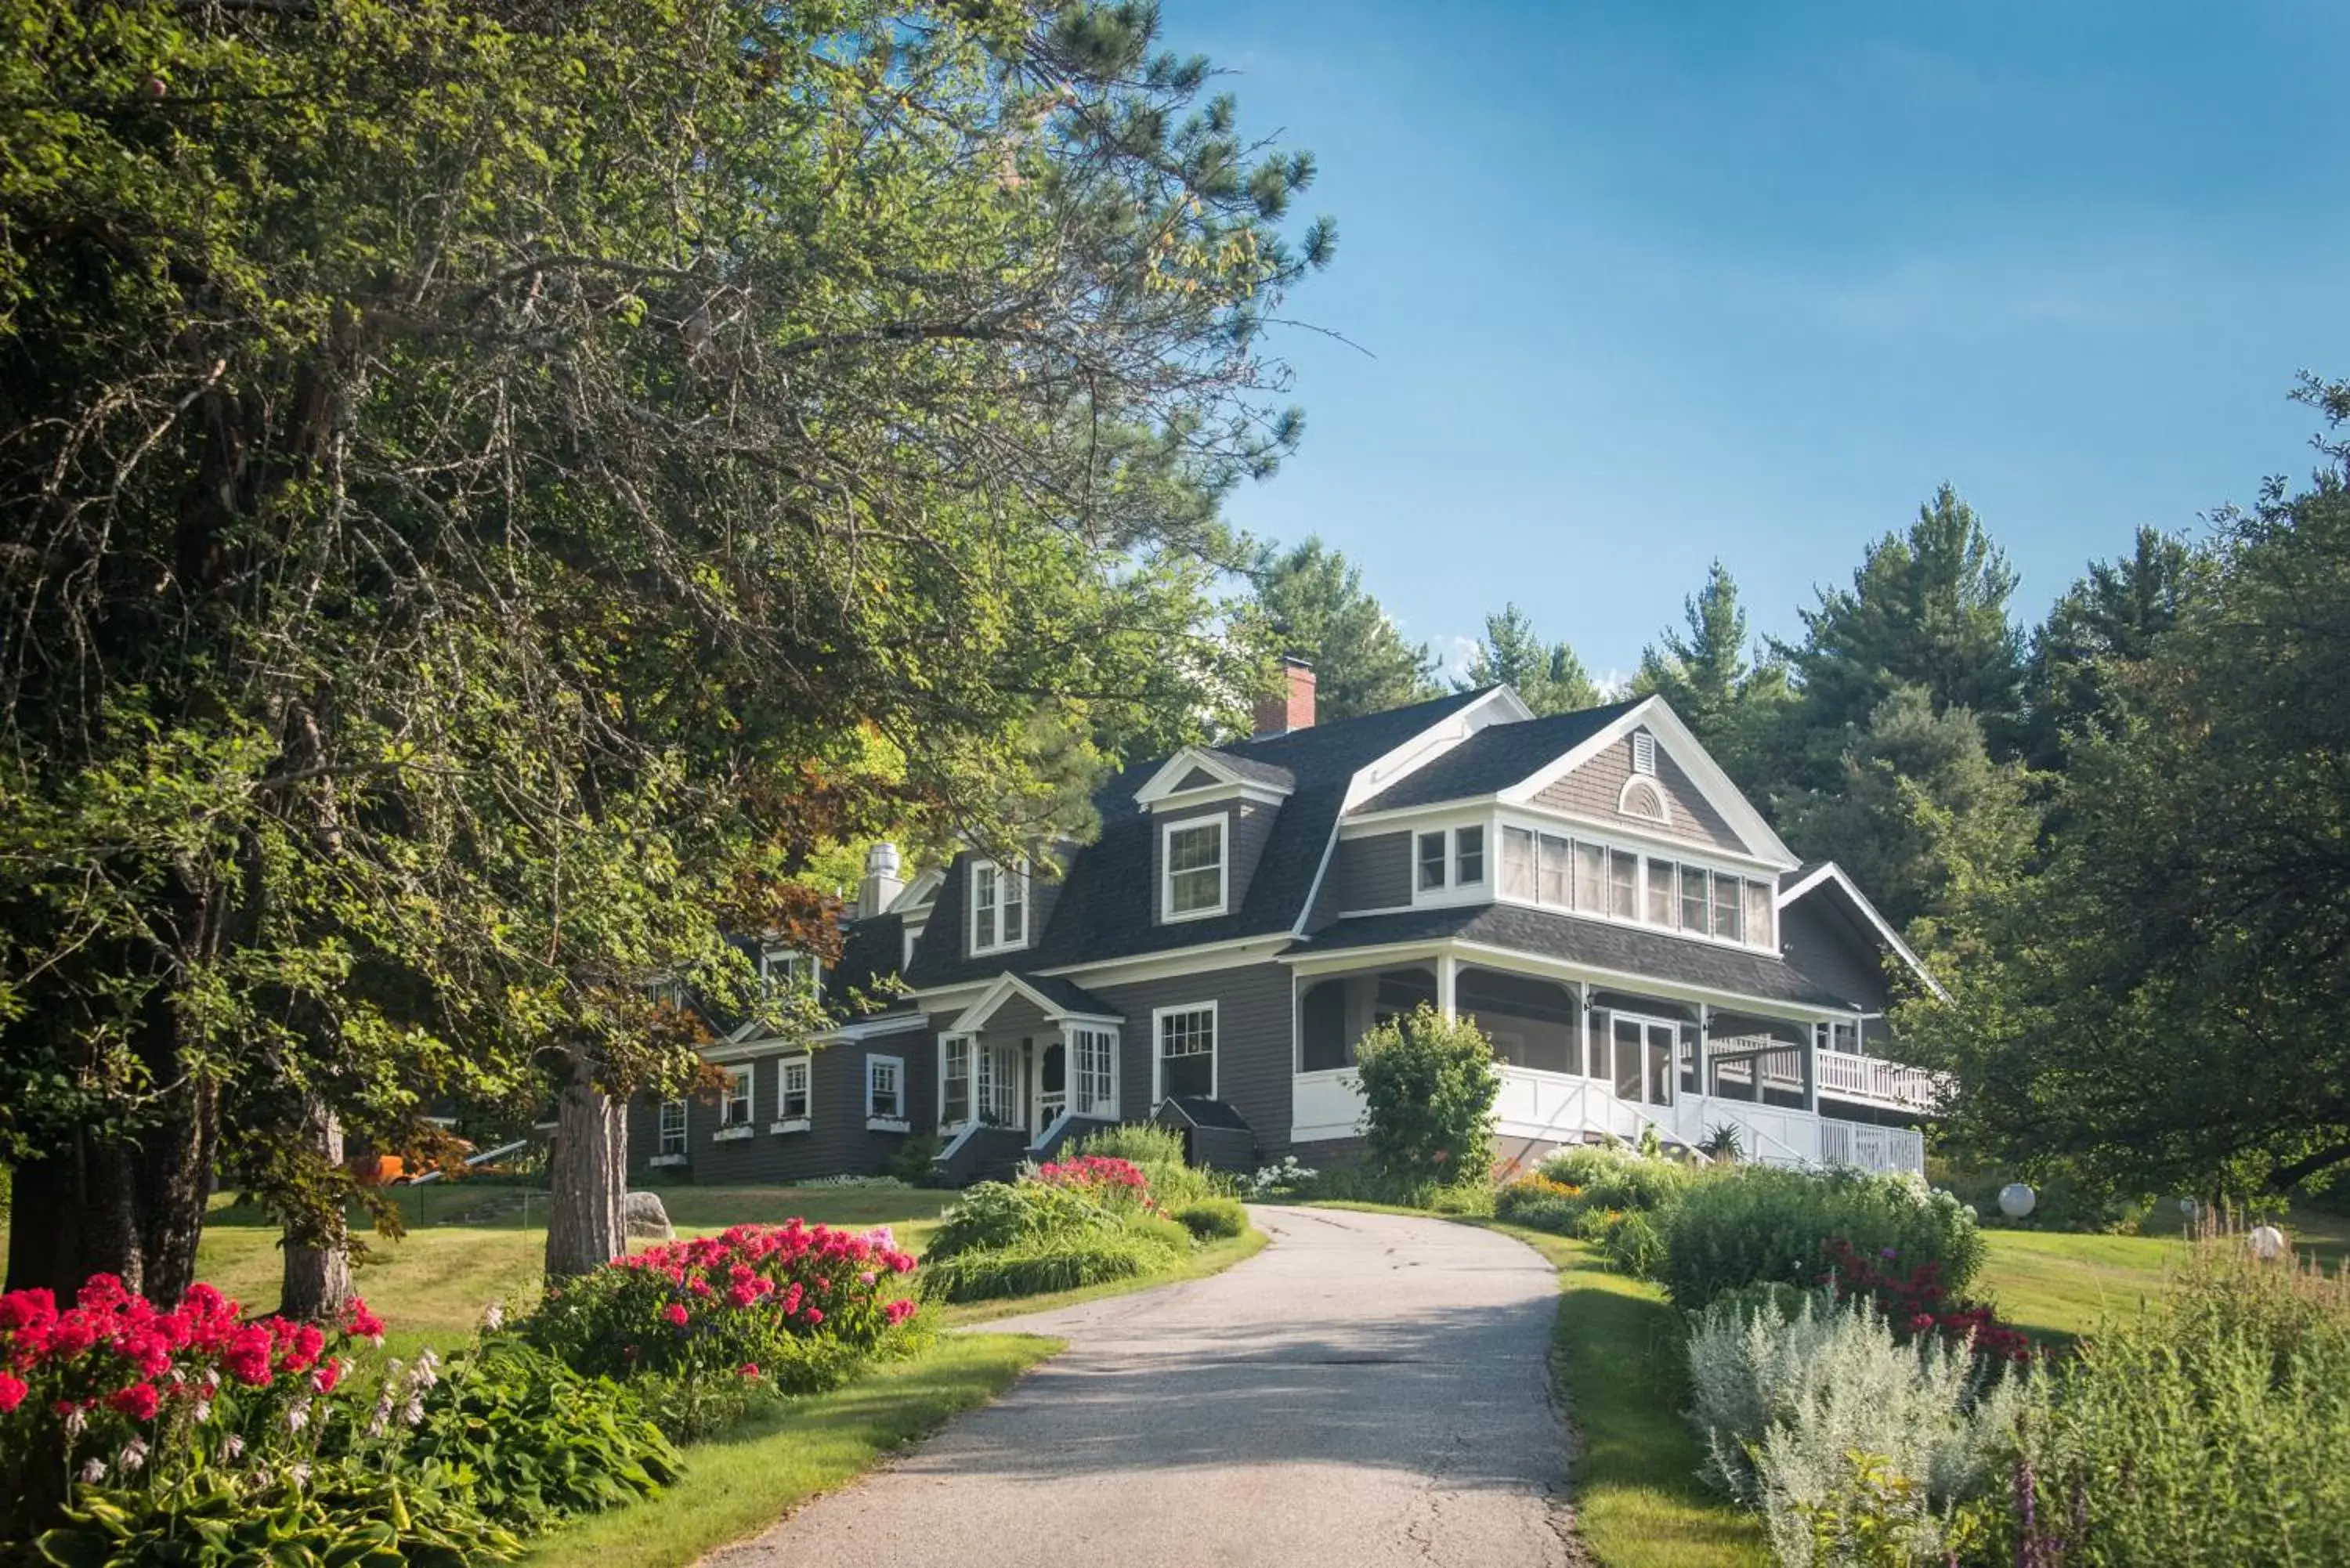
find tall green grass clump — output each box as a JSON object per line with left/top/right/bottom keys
{"left": 1658, "top": 1166, "right": 1983, "bottom": 1310}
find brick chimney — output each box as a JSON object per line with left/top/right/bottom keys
{"left": 1253, "top": 656, "right": 1318, "bottom": 737}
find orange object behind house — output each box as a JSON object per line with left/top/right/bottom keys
{"left": 351, "top": 1154, "right": 404, "bottom": 1185}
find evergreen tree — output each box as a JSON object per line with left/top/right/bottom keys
{"left": 1634, "top": 560, "right": 1793, "bottom": 786}
{"left": 1459, "top": 604, "right": 1602, "bottom": 715}
{"left": 1775, "top": 687, "right": 2040, "bottom": 932}
{"left": 1252, "top": 537, "right": 1439, "bottom": 721}
{"left": 1781, "top": 486, "right": 2026, "bottom": 775}
{"left": 2020, "top": 526, "right": 2213, "bottom": 768}
{"left": 1901, "top": 380, "right": 2350, "bottom": 1198}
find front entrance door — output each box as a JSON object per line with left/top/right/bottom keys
{"left": 977, "top": 1039, "right": 1025, "bottom": 1130}
{"left": 1611, "top": 1016, "right": 1677, "bottom": 1108}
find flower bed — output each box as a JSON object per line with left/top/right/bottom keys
{"left": 921, "top": 1155, "right": 1206, "bottom": 1304}
{"left": 1816, "top": 1236, "right": 2034, "bottom": 1364}
{"left": 521, "top": 1222, "right": 920, "bottom": 1408}
{"left": 0, "top": 1271, "right": 673, "bottom": 1562}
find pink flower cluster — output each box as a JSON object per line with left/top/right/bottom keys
{"left": 0, "top": 1274, "right": 385, "bottom": 1486}
{"left": 1033, "top": 1155, "right": 1148, "bottom": 1194}
{"left": 616, "top": 1221, "right": 916, "bottom": 1336}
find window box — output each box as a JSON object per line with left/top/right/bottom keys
{"left": 769, "top": 1117, "right": 812, "bottom": 1136}
{"left": 649, "top": 1152, "right": 689, "bottom": 1169}
{"left": 866, "top": 1053, "right": 906, "bottom": 1129}
{"left": 713, "top": 1124, "right": 754, "bottom": 1143}
{"left": 866, "top": 1116, "right": 912, "bottom": 1135}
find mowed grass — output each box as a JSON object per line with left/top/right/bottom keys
{"left": 1972, "top": 1229, "right": 2179, "bottom": 1346}
{"left": 188, "top": 1183, "right": 956, "bottom": 1357}
{"left": 521, "top": 1331, "right": 1055, "bottom": 1568}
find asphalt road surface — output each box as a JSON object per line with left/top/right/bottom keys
{"left": 717, "top": 1204, "right": 1574, "bottom": 1568}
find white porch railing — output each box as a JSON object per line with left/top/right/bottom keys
{"left": 1813, "top": 1049, "right": 1945, "bottom": 1114}
{"left": 1290, "top": 1066, "right": 1925, "bottom": 1177}
{"left": 1818, "top": 1118, "right": 1927, "bottom": 1176}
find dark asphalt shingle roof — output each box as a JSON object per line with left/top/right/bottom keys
{"left": 1353, "top": 699, "right": 1644, "bottom": 812}
{"left": 1015, "top": 972, "right": 1121, "bottom": 1019}
{"left": 904, "top": 688, "right": 1494, "bottom": 985}
{"left": 1289, "top": 902, "right": 1855, "bottom": 1010}
{"left": 826, "top": 912, "right": 906, "bottom": 1019}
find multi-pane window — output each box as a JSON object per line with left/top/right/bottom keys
{"left": 1417, "top": 830, "right": 1447, "bottom": 892}
{"left": 1502, "top": 826, "right": 1538, "bottom": 899}
{"left": 1455, "top": 826, "right": 1485, "bottom": 886}
{"left": 969, "top": 860, "right": 1026, "bottom": 953}
{"left": 1157, "top": 1005, "right": 1216, "bottom": 1099}
{"left": 941, "top": 1036, "right": 971, "bottom": 1127}
{"left": 719, "top": 1066, "right": 753, "bottom": 1127}
{"left": 658, "top": 1098, "right": 687, "bottom": 1157}
{"left": 779, "top": 1057, "right": 810, "bottom": 1122}
{"left": 760, "top": 949, "right": 817, "bottom": 995}
{"left": 1491, "top": 823, "right": 1777, "bottom": 951}
{"left": 1073, "top": 1028, "right": 1117, "bottom": 1117}
{"left": 866, "top": 1055, "right": 903, "bottom": 1121}
{"left": 1164, "top": 819, "right": 1227, "bottom": 919}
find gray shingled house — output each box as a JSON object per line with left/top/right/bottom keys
{"left": 627, "top": 663, "right": 1943, "bottom": 1186}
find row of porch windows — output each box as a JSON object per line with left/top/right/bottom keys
{"left": 1496, "top": 826, "right": 1776, "bottom": 949}
{"left": 938, "top": 1007, "right": 1216, "bottom": 1129}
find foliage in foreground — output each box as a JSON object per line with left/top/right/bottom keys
{"left": 1659, "top": 1167, "right": 1983, "bottom": 1310}
{"left": 920, "top": 1154, "right": 1202, "bottom": 1303}
{"left": 1686, "top": 1292, "right": 2024, "bottom": 1567}
{"left": 1351, "top": 1005, "right": 1500, "bottom": 1185}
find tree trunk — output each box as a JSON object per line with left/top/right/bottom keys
{"left": 279, "top": 1094, "right": 352, "bottom": 1321}
{"left": 545, "top": 1056, "right": 627, "bottom": 1280}
{"left": 136, "top": 1076, "right": 217, "bottom": 1308}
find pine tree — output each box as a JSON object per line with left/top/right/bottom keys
{"left": 1253, "top": 537, "right": 1440, "bottom": 721}
{"left": 1781, "top": 485, "right": 2025, "bottom": 775}
{"left": 1459, "top": 604, "right": 1601, "bottom": 715}
{"left": 2021, "top": 526, "right": 2212, "bottom": 768}
{"left": 1634, "top": 561, "right": 1793, "bottom": 784}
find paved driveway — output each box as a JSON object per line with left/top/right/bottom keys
{"left": 716, "top": 1205, "right": 1573, "bottom": 1568}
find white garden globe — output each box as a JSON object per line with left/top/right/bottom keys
{"left": 2247, "top": 1224, "right": 2287, "bottom": 1262}
{"left": 1998, "top": 1182, "right": 2036, "bottom": 1219}
{"left": 2179, "top": 1197, "right": 2198, "bottom": 1219}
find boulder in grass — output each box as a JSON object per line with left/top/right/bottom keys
{"left": 623, "top": 1190, "right": 674, "bottom": 1241}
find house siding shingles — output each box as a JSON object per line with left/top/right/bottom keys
{"left": 1086, "top": 963, "right": 1295, "bottom": 1160}
{"left": 1533, "top": 728, "right": 1742, "bottom": 852}
{"left": 1321, "top": 831, "right": 1412, "bottom": 922}
{"left": 1780, "top": 896, "right": 1895, "bottom": 1013}
{"left": 628, "top": 1023, "right": 935, "bottom": 1184}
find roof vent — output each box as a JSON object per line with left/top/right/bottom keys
{"left": 1631, "top": 731, "right": 1657, "bottom": 776}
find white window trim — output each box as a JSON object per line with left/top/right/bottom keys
{"left": 1159, "top": 815, "right": 1229, "bottom": 923}
{"left": 769, "top": 1053, "right": 812, "bottom": 1134}
{"left": 967, "top": 858, "right": 1029, "bottom": 956}
{"left": 1152, "top": 1001, "right": 1219, "bottom": 1105}
{"left": 1492, "top": 813, "right": 1778, "bottom": 955}
{"left": 937, "top": 1032, "right": 974, "bottom": 1133}
{"left": 1617, "top": 774, "right": 1672, "bottom": 826}
{"left": 759, "top": 948, "right": 821, "bottom": 997}
{"left": 1065, "top": 1022, "right": 1122, "bottom": 1119}
{"left": 713, "top": 1064, "right": 755, "bottom": 1140}
{"left": 654, "top": 1097, "right": 689, "bottom": 1165}
{"left": 866, "top": 1053, "right": 909, "bottom": 1133}
{"left": 1412, "top": 820, "right": 1493, "bottom": 906}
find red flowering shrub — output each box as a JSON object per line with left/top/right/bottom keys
{"left": 0, "top": 1274, "right": 388, "bottom": 1545}
{"left": 1817, "top": 1236, "right": 2035, "bottom": 1364}
{"left": 1031, "top": 1155, "right": 1156, "bottom": 1212}
{"left": 520, "top": 1221, "right": 920, "bottom": 1396}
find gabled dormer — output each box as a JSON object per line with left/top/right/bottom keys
{"left": 1133, "top": 746, "right": 1295, "bottom": 927}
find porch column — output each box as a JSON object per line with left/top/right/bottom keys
{"left": 1802, "top": 1021, "right": 1820, "bottom": 1115}
{"left": 1437, "top": 952, "right": 1458, "bottom": 1023}
{"left": 1578, "top": 980, "right": 1593, "bottom": 1078}
{"left": 1695, "top": 1003, "right": 1710, "bottom": 1100}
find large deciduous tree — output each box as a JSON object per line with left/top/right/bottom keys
{"left": 1250, "top": 537, "right": 1438, "bottom": 721}
{"left": 0, "top": 1, "right": 1331, "bottom": 1299}
{"left": 1900, "top": 382, "right": 2350, "bottom": 1199}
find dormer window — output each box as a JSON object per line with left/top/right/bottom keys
{"left": 759, "top": 948, "right": 818, "bottom": 996}
{"left": 1162, "top": 817, "right": 1227, "bottom": 921}
{"left": 969, "top": 858, "right": 1026, "bottom": 955}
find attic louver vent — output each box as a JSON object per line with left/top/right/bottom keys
{"left": 1631, "top": 732, "right": 1657, "bottom": 776}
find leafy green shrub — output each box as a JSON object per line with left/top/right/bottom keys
{"left": 1536, "top": 1145, "right": 1695, "bottom": 1214}
{"left": 34, "top": 1464, "right": 521, "bottom": 1568}
{"left": 1301, "top": 1163, "right": 1492, "bottom": 1213}
{"left": 1596, "top": 1209, "right": 1665, "bottom": 1277}
{"left": 1981, "top": 1244, "right": 2350, "bottom": 1565}
{"left": 919, "top": 1230, "right": 1186, "bottom": 1304}
{"left": 1501, "top": 1195, "right": 1583, "bottom": 1236}
{"left": 924, "top": 1180, "right": 1115, "bottom": 1261}
{"left": 410, "top": 1339, "right": 679, "bottom": 1526}
{"left": 1658, "top": 1166, "right": 1983, "bottom": 1310}
{"left": 1685, "top": 1293, "right": 2022, "bottom": 1566}
{"left": 883, "top": 1133, "right": 944, "bottom": 1185}
{"left": 1072, "top": 1123, "right": 1221, "bottom": 1205}
{"left": 1353, "top": 1003, "right": 1499, "bottom": 1183}
{"left": 1170, "top": 1197, "right": 1248, "bottom": 1240}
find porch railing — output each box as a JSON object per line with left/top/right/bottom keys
{"left": 1813, "top": 1050, "right": 1944, "bottom": 1113}
{"left": 1818, "top": 1118, "right": 1926, "bottom": 1176}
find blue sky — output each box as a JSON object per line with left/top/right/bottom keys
{"left": 1178, "top": 0, "right": 2350, "bottom": 683}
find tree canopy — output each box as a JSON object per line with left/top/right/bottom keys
{"left": 0, "top": 0, "right": 1332, "bottom": 1298}
{"left": 1458, "top": 603, "right": 1602, "bottom": 716}
{"left": 1249, "top": 537, "right": 1438, "bottom": 721}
